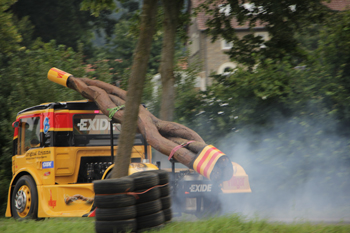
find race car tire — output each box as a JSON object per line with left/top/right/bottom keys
{"left": 136, "top": 211, "right": 165, "bottom": 230}
{"left": 95, "top": 219, "right": 136, "bottom": 233}
{"left": 159, "top": 184, "right": 170, "bottom": 197}
{"left": 11, "top": 175, "right": 38, "bottom": 220}
{"left": 135, "top": 187, "right": 161, "bottom": 204}
{"left": 136, "top": 199, "right": 162, "bottom": 217}
{"left": 162, "top": 208, "right": 172, "bottom": 222}
{"left": 93, "top": 177, "right": 134, "bottom": 194}
{"left": 160, "top": 196, "right": 171, "bottom": 210}
{"left": 129, "top": 172, "right": 159, "bottom": 190}
{"left": 94, "top": 193, "right": 136, "bottom": 208}
{"left": 95, "top": 205, "right": 136, "bottom": 221}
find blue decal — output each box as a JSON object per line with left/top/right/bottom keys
{"left": 43, "top": 117, "right": 50, "bottom": 134}
{"left": 42, "top": 161, "right": 54, "bottom": 169}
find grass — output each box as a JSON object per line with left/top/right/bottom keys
{"left": 1, "top": 214, "right": 350, "bottom": 233}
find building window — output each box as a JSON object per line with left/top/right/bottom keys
{"left": 222, "top": 39, "right": 233, "bottom": 50}
{"left": 254, "top": 32, "right": 269, "bottom": 48}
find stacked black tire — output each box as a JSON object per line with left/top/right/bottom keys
{"left": 93, "top": 170, "right": 172, "bottom": 233}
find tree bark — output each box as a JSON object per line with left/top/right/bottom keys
{"left": 65, "top": 74, "right": 233, "bottom": 182}
{"left": 112, "top": 0, "right": 158, "bottom": 178}
{"left": 159, "top": 0, "right": 184, "bottom": 121}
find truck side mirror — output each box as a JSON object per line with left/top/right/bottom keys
{"left": 12, "top": 121, "right": 19, "bottom": 128}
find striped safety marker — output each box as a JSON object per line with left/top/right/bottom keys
{"left": 193, "top": 145, "right": 225, "bottom": 180}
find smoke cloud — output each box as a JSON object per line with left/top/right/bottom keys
{"left": 217, "top": 116, "right": 350, "bottom": 223}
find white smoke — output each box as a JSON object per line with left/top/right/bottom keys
{"left": 217, "top": 116, "right": 350, "bottom": 223}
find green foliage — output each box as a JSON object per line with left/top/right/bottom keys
{"left": 0, "top": 0, "right": 23, "bottom": 56}
{"left": 80, "top": 0, "right": 116, "bottom": 17}
{"left": 198, "top": 0, "right": 330, "bottom": 68}
{"left": 12, "top": 0, "right": 96, "bottom": 51}
{"left": 6, "top": 39, "right": 86, "bottom": 113}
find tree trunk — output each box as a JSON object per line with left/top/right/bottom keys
{"left": 59, "top": 74, "right": 233, "bottom": 182}
{"left": 159, "top": 0, "right": 184, "bottom": 121}
{"left": 112, "top": 0, "right": 158, "bottom": 178}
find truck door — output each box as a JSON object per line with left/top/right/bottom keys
{"left": 18, "top": 117, "right": 41, "bottom": 154}
{"left": 15, "top": 116, "right": 42, "bottom": 172}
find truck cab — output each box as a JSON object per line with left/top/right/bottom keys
{"left": 5, "top": 100, "right": 157, "bottom": 219}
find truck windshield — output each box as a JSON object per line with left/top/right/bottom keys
{"left": 73, "top": 114, "right": 144, "bottom": 146}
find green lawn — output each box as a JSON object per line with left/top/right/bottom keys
{"left": 1, "top": 214, "right": 349, "bottom": 233}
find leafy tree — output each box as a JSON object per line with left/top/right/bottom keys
{"left": 198, "top": 0, "right": 331, "bottom": 68}
{"left": 11, "top": 0, "right": 118, "bottom": 56}
{"left": 0, "top": 0, "right": 22, "bottom": 57}
{"left": 159, "top": 0, "right": 185, "bottom": 121}
{"left": 316, "top": 10, "right": 350, "bottom": 126}
{"left": 0, "top": 0, "right": 24, "bottom": 214}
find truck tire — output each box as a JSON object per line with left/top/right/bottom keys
{"left": 95, "top": 219, "right": 136, "bottom": 233}
{"left": 160, "top": 196, "right": 171, "bottom": 210}
{"left": 152, "top": 170, "right": 169, "bottom": 185}
{"left": 95, "top": 205, "right": 136, "bottom": 221}
{"left": 136, "top": 211, "right": 165, "bottom": 230}
{"left": 136, "top": 199, "right": 162, "bottom": 217}
{"left": 159, "top": 184, "right": 170, "bottom": 197}
{"left": 135, "top": 187, "right": 161, "bottom": 204}
{"left": 11, "top": 175, "right": 38, "bottom": 220}
{"left": 94, "top": 193, "right": 136, "bottom": 208}
{"left": 129, "top": 172, "right": 159, "bottom": 190}
{"left": 93, "top": 177, "right": 134, "bottom": 194}
{"left": 162, "top": 208, "right": 172, "bottom": 222}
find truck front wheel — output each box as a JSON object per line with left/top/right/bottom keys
{"left": 11, "top": 175, "right": 38, "bottom": 220}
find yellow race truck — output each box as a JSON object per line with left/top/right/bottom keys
{"left": 5, "top": 99, "right": 251, "bottom": 220}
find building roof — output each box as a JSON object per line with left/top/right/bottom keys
{"left": 192, "top": 0, "right": 350, "bottom": 31}
{"left": 324, "top": 0, "right": 350, "bottom": 10}
{"left": 192, "top": 0, "right": 262, "bottom": 30}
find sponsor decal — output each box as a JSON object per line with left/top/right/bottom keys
{"left": 226, "top": 177, "right": 245, "bottom": 189}
{"left": 64, "top": 194, "right": 94, "bottom": 205}
{"left": 189, "top": 184, "right": 212, "bottom": 192}
{"left": 42, "top": 161, "right": 54, "bottom": 169}
{"left": 44, "top": 171, "right": 51, "bottom": 176}
{"left": 48, "top": 189, "right": 56, "bottom": 208}
{"left": 76, "top": 118, "right": 119, "bottom": 131}
{"left": 77, "top": 118, "right": 109, "bottom": 131}
{"left": 26, "top": 150, "right": 49, "bottom": 160}
{"left": 43, "top": 117, "right": 50, "bottom": 133}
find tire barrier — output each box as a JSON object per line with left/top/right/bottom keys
{"left": 93, "top": 170, "right": 172, "bottom": 233}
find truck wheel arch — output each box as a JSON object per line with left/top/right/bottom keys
{"left": 7, "top": 170, "right": 41, "bottom": 217}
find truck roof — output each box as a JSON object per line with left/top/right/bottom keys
{"left": 17, "top": 100, "right": 98, "bottom": 116}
